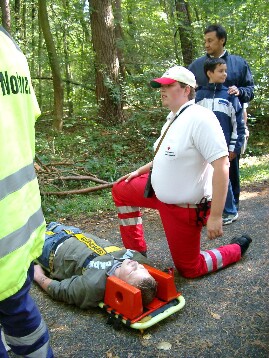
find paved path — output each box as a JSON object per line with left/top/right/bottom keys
{"left": 12, "top": 183, "right": 268, "bottom": 358}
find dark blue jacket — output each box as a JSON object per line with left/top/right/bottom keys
{"left": 189, "top": 51, "right": 254, "bottom": 104}
{"left": 195, "top": 83, "right": 245, "bottom": 154}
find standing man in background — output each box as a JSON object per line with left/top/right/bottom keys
{"left": 188, "top": 24, "right": 254, "bottom": 212}
{"left": 0, "top": 26, "right": 54, "bottom": 357}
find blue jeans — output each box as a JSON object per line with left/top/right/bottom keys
{"left": 37, "top": 222, "right": 82, "bottom": 271}
{"left": 224, "top": 180, "right": 238, "bottom": 215}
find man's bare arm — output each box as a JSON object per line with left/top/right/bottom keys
{"left": 34, "top": 264, "right": 52, "bottom": 292}
{"left": 207, "top": 156, "right": 229, "bottom": 240}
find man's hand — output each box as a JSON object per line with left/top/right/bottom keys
{"left": 229, "top": 151, "right": 237, "bottom": 161}
{"left": 116, "top": 170, "right": 139, "bottom": 183}
{"left": 34, "top": 263, "right": 45, "bottom": 280}
{"left": 209, "top": 156, "right": 229, "bottom": 240}
{"left": 206, "top": 215, "right": 223, "bottom": 240}
{"left": 228, "top": 85, "right": 240, "bottom": 96}
{"left": 116, "top": 161, "right": 153, "bottom": 183}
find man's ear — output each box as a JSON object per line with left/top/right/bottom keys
{"left": 184, "top": 85, "right": 191, "bottom": 96}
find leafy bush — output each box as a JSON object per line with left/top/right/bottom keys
{"left": 36, "top": 110, "right": 269, "bottom": 222}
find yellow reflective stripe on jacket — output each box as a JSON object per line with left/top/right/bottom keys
{"left": 104, "top": 246, "right": 122, "bottom": 253}
{"left": 64, "top": 230, "right": 122, "bottom": 255}
{"left": 73, "top": 233, "right": 107, "bottom": 255}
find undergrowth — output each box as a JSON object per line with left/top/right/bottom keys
{"left": 35, "top": 111, "right": 269, "bottom": 222}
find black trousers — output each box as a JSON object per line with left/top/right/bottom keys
{"left": 229, "top": 155, "right": 240, "bottom": 205}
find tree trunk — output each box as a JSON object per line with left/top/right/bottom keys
{"left": 37, "top": 18, "right": 43, "bottom": 108}
{"left": 30, "top": 1, "right": 37, "bottom": 73}
{"left": 38, "top": 0, "right": 64, "bottom": 131}
{"left": 62, "top": 0, "right": 73, "bottom": 117}
{"left": 0, "top": 0, "right": 11, "bottom": 32}
{"left": 174, "top": 0, "right": 195, "bottom": 67}
{"left": 113, "top": 0, "right": 126, "bottom": 80}
{"left": 21, "top": 0, "right": 26, "bottom": 46}
{"left": 14, "top": 0, "right": 20, "bottom": 36}
{"left": 90, "top": 0, "right": 124, "bottom": 124}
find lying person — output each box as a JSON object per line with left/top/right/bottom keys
{"left": 34, "top": 222, "right": 157, "bottom": 309}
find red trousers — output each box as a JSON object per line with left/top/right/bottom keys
{"left": 112, "top": 174, "right": 241, "bottom": 278}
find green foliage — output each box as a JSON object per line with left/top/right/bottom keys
{"left": 36, "top": 108, "right": 165, "bottom": 221}
{"left": 186, "top": 0, "right": 269, "bottom": 115}
{"left": 240, "top": 155, "right": 269, "bottom": 185}
{"left": 244, "top": 116, "right": 269, "bottom": 156}
{"left": 42, "top": 190, "right": 115, "bottom": 223}
{"left": 6, "top": 0, "right": 269, "bottom": 222}
{"left": 36, "top": 109, "right": 269, "bottom": 222}
{"left": 7, "top": 0, "right": 269, "bottom": 116}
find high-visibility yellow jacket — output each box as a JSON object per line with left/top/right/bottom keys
{"left": 0, "top": 27, "right": 46, "bottom": 301}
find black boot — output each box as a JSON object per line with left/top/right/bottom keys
{"left": 230, "top": 234, "right": 252, "bottom": 256}
{"left": 140, "top": 251, "right": 147, "bottom": 258}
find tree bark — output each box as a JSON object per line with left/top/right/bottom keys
{"left": 63, "top": 0, "right": 74, "bottom": 117}
{"left": 174, "top": 0, "right": 195, "bottom": 67}
{"left": 38, "top": 0, "right": 64, "bottom": 130}
{"left": 14, "top": 0, "right": 20, "bottom": 36}
{"left": 113, "top": 0, "right": 126, "bottom": 80}
{"left": 90, "top": 0, "right": 124, "bottom": 124}
{"left": 0, "top": 0, "right": 11, "bottom": 32}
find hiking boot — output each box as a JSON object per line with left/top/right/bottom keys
{"left": 222, "top": 212, "right": 238, "bottom": 225}
{"left": 230, "top": 234, "right": 252, "bottom": 255}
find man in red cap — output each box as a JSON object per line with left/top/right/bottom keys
{"left": 112, "top": 65, "right": 252, "bottom": 278}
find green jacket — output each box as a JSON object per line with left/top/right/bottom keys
{"left": 47, "top": 232, "right": 151, "bottom": 309}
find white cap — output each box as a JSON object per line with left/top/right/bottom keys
{"left": 150, "top": 65, "right": 196, "bottom": 88}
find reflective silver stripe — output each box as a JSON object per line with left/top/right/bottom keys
{"left": 120, "top": 217, "right": 142, "bottom": 226}
{"left": 0, "top": 162, "right": 36, "bottom": 201}
{"left": 5, "top": 318, "right": 50, "bottom": 357}
{"left": 26, "top": 340, "right": 51, "bottom": 358}
{"left": 200, "top": 251, "right": 213, "bottom": 272}
{"left": 0, "top": 207, "right": 44, "bottom": 259}
{"left": 210, "top": 249, "right": 223, "bottom": 269}
{"left": 118, "top": 206, "right": 139, "bottom": 214}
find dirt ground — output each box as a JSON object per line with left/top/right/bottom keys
{"left": 11, "top": 182, "right": 269, "bottom": 358}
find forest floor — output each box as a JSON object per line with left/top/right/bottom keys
{"left": 10, "top": 180, "right": 269, "bottom": 358}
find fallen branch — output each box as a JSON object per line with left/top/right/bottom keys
{"left": 42, "top": 182, "right": 114, "bottom": 196}
{"left": 35, "top": 155, "right": 51, "bottom": 172}
{"left": 48, "top": 175, "right": 109, "bottom": 184}
{"left": 45, "top": 161, "right": 75, "bottom": 166}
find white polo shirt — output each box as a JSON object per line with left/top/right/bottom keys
{"left": 151, "top": 101, "right": 228, "bottom": 204}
